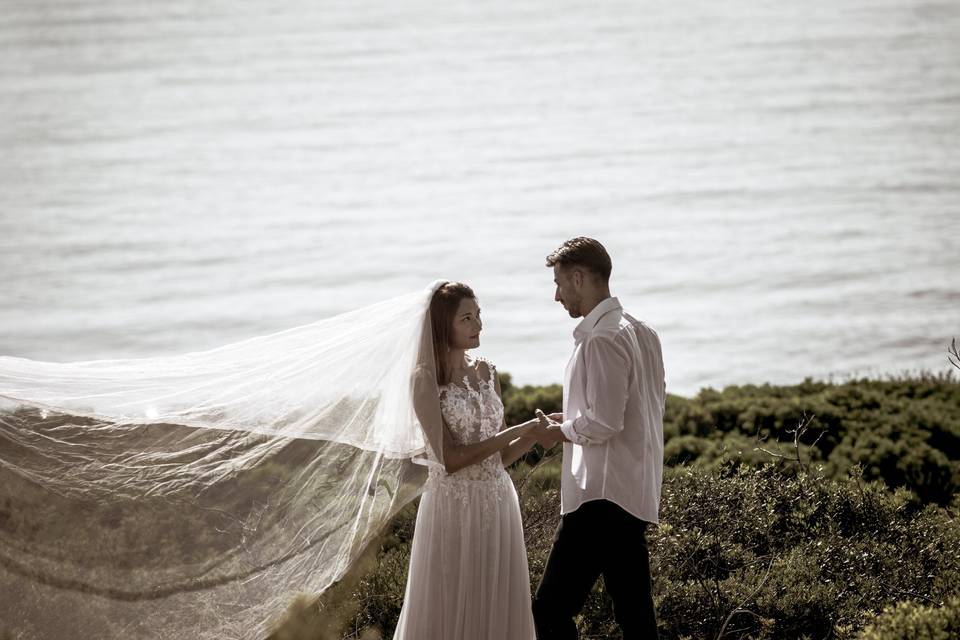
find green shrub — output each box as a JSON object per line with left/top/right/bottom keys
{"left": 324, "top": 375, "right": 960, "bottom": 639}
{"left": 648, "top": 463, "right": 959, "bottom": 639}
{"left": 334, "top": 461, "right": 959, "bottom": 639}
{"left": 663, "top": 376, "right": 960, "bottom": 503}
{"left": 856, "top": 596, "right": 960, "bottom": 640}
{"left": 342, "top": 504, "right": 418, "bottom": 640}
{"left": 503, "top": 372, "right": 960, "bottom": 501}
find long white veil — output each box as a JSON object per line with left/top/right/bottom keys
{"left": 0, "top": 281, "right": 447, "bottom": 639}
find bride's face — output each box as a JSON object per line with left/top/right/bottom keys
{"left": 449, "top": 297, "right": 482, "bottom": 350}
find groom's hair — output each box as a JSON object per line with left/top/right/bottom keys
{"left": 545, "top": 237, "right": 612, "bottom": 283}
{"left": 429, "top": 281, "right": 476, "bottom": 385}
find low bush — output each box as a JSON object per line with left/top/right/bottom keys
{"left": 284, "top": 374, "right": 960, "bottom": 639}
{"left": 337, "top": 460, "right": 959, "bottom": 639}
{"left": 856, "top": 596, "right": 960, "bottom": 640}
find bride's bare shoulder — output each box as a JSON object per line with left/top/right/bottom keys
{"left": 468, "top": 355, "right": 496, "bottom": 379}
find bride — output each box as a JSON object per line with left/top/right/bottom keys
{"left": 393, "top": 281, "right": 541, "bottom": 640}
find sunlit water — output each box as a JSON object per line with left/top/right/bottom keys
{"left": 1, "top": 0, "right": 958, "bottom": 395}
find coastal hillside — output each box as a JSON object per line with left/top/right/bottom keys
{"left": 285, "top": 372, "right": 960, "bottom": 640}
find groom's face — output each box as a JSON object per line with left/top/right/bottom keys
{"left": 553, "top": 265, "right": 583, "bottom": 318}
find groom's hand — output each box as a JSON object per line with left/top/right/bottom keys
{"left": 534, "top": 409, "right": 564, "bottom": 448}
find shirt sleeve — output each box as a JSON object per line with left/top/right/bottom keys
{"left": 560, "top": 334, "right": 631, "bottom": 446}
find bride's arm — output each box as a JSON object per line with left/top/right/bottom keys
{"left": 441, "top": 362, "right": 539, "bottom": 474}
{"left": 500, "top": 428, "right": 538, "bottom": 468}
{"left": 442, "top": 416, "right": 537, "bottom": 474}
{"left": 493, "top": 369, "right": 539, "bottom": 468}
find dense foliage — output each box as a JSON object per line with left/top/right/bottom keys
{"left": 329, "top": 461, "right": 958, "bottom": 640}
{"left": 502, "top": 372, "right": 960, "bottom": 505}
{"left": 856, "top": 596, "right": 960, "bottom": 640}
{"left": 264, "top": 375, "right": 960, "bottom": 639}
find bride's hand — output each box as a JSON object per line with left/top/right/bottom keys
{"left": 514, "top": 416, "right": 540, "bottom": 438}
{"left": 533, "top": 410, "right": 561, "bottom": 448}
{"left": 519, "top": 412, "right": 545, "bottom": 441}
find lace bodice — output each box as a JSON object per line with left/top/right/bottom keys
{"left": 428, "top": 357, "right": 507, "bottom": 485}
{"left": 440, "top": 359, "right": 503, "bottom": 445}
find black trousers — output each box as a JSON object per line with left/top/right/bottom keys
{"left": 532, "top": 499, "right": 657, "bottom": 640}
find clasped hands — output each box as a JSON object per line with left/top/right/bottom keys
{"left": 528, "top": 409, "right": 564, "bottom": 449}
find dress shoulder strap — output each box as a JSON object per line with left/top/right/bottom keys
{"left": 473, "top": 356, "right": 496, "bottom": 383}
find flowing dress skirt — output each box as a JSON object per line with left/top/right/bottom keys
{"left": 393, "top": 470, "right": 536, "bottom": 640}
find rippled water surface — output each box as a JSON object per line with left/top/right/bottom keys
{"left": 1, "top": 0, "right": 958, "bottom": 394}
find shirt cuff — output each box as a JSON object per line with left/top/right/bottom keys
{"left": 560, "top": 419, "right": 583, "bottom": 445}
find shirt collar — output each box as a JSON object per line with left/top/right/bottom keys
{"left": 572, "top": 296, "right": 621, "bottom": 342}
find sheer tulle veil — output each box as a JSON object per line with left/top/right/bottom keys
{"left": 0, "top": 280, "right": 449, "bottom": 639}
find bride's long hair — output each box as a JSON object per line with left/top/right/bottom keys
{"left": 429, "top": 281, "right": 476, "bottom": 386}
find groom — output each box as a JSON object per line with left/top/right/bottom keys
{"left": 532, "top": 237, "right": 666, "bottom": 640}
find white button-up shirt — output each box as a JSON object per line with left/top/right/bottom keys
{"left": 559, "top": 296, "right": 665, "bottom": 523}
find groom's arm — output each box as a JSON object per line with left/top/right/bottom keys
{"left": 559, "top": 335, "right": 631, "bottom": 446}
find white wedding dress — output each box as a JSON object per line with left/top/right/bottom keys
{"left": 393, "top": 358, "right": 537, "bottom": 640}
